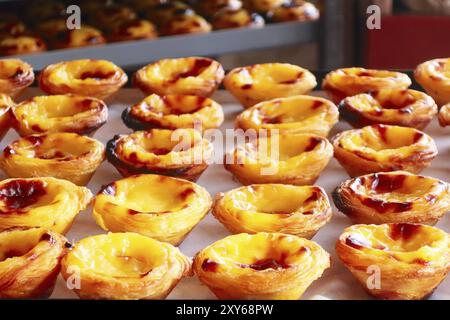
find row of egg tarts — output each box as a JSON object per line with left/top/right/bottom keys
{"left": 0, "top": 171, "right": 448, "bottom": 300}
{"left": 0, "top": 57, "right": 449, "bottom": 300}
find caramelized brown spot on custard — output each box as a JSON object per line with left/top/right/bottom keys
{"left": 345, "top": 234, "right": 371, "bottom": 250}
{"left": 40, "top": 232, "right": 56, "bottom": 244}
{"left": 279, "top": 71, "right": 303, "bottom": 85}
{"left": 390, "top": 224, "right": 421, "bottom": 241}
{"left": 311, "top": 100, "right": 324, "bottom": 110}
{"left": 375, "top": 124, "right": 389, "bottom": 143}
{"left": 241, "top": 83, "right": 252, "bottom": 90}
{"left": 79, "top": 70, "right": 115, "bottom": 81}
{"left": 413, "top": 132, "right": 424, "bottom": 143}
{"left": 361, "top": 198, "right": 412, "bottom": 214}
{"left": 179, "top": 188, "right": 195, "bottom": 201}
{"left": 370, "top": 173, "right": 407, "bottom": 193}
{"left": 0, "top": 180, "right": 46, "bottom": 211}
{"left": 202, "top": 259, "right": 219, "bottom": 272}
{"left": 24, "top": 135, "right": 44, "bottom": 146}
{"left": 304, "top": 137, "right": 322, "bottom": 152}
{"left": 241, "top": 258, "right": 290, "bottom": 271}
{"left": 171, "top": 58, "right": 213, "bottom": 83}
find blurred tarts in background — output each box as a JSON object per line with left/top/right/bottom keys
{"left": 213, "top": 184, "right": 332, "bottom": 239}
{"left": 0, "top": 132, "right": 105, "bottom": 186}
{"left": 11, "top": 94, "right": 108, "bottom": 137}
{"left": 333, "top": 171, "right": 450, "bottom": 225}
{"left": 93, "top": 174, "right": 212, "bottom": 246}
{"left": 0, "top": 59, "right": 34, "bottom": 97}
{"left": 134, "top": 57, "right": 224, "bottom": 97}
{"left": 415, "top": 57, "right": 450, "bottom": 106}
{"left": 122, "top": 93, "right": 224, "bottom": 131}
{"left": 39, "top": 59, "right": 128, "bottom": 100}
{"left": 106, "top": 128, "right": 213, "bottom": 182}
{"left": 0, "top": 227, "right": 68, "bottom": 299}
{"left": 336, "top": 223, "right": 450, "bottom": 300}
{"left": 193, "top": 232, "right": 330, "bottom": 300}
{"left": 439, "top": 103, "right": 450, "bottom": 127}
{"left": 224, "top": 63, "right": 317, "bottom": 108}
{"left": 331, "top": 124, "right": 438, "bottom": 177}
{"left": 61, "top": 232, "right": 192, "bottom": 300}
{"left": 0, "top": 177, "right": 92, "bottom": 234}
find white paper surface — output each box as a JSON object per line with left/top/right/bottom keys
{"left": 6, "top": 88, "right": 448, "bottom": 300}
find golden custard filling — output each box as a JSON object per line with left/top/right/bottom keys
{"left": 61, "top": 232, "right": 191, "bottom": 299}
{"left": 415, "top": 58, "right": 450, "bottom": 105}
{"left": 225, "top": 133, "right": 333, "bottom": 185}
{"left": 224, "top": 63, "right": 317, "bottom": 108}
{"left": 12, "top": 95, "right": 108, "bottom": 136}
{"left": 340, "top": 224, "right": 449, "bottom": 265}
{"left": 334, "top": 125, "right": 436, "bottom": 163}
{"left": 134, "top": 57, "right": 224, "bottom": 97}
{"left": 213, "top": 184, "right": 332, "bottom": 238}
{"left": 0, "top": 59, "right": 34, "bottom": 96}
{"left": 236, "top": 95, "right": 339, "bottom": 137}
{"left": 340, "top": 89, "right": 437, "bottom": 129}
{"left": 194, "top": 232, "right": 330, "bottom": 299}
{"left": 0, "top": 177, "right": 92, "bottom": 234}
{"left": 93, "top": 174, "right": 212, "bottom": 245}
{"left": 123, "top": 94, "right": 224, "bottom": 131}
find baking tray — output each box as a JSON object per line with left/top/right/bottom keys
{"left": 5, "top": 88, "right": 449, "bottom": 300}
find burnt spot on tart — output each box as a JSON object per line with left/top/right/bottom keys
{"left": 304, "top": 137, "right": 323, "bottom": 152}
{"left": 345, "top": 234, "right": 371, "bottom": 250}
{"left": 0, "top": 179, "right": 47, "bottom": 212}
{"left": 390, "top": 223, "right": 421, "bottom": 241}
{"left": 78, "top": 70, "right": 116, "bottom": 81}
{"left": 201, "top": 259, "right": 219, "bottom": 272}
{"left": 169, "top": 58, "right": 213, "bottom": 83}
{"left": 240, "top": 258, "right": 290, "bottom": 271}
{"left": 279, "top": 71, "right": 304, "bottom": 85}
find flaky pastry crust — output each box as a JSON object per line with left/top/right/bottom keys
{"left": 415, "top": 58, "right": 450, "bottom": 106}
{"left": 0, "top": 59, "right": 34, "bottom": 97}
{"left": 0, "top": 94, "right": 13, "bottom": 141}
{"left": 438, "top": 103, "right": 450, "bottom": 127}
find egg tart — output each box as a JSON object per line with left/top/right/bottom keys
{"left": 224, "top": 63, "right": 317, "bottom": 108}
{"left": 336, "top": 223, "right": 450, "bottom": 300}
{"left": 213, "top": 184, "right": 332, "bottom": 239}
{"left": 160, "top": 14, "right": 212, "bottom": 36}
{"left": 224, "top": 133, "right": 333, "bottom": 185}
{"left": 270, "top": 1, "right": 320, "bottom": 22}
{"left": 333, "top": 171, "right": 450, "bottom": 225}
{"left": 322, "top": 68, "right": 412, "bottom": 104}
{"left": 107, "top": 19, "right": 158, "bottom": 42}
{"left": 11, "top": 95, "right": 108, "bottom": 137}
{"left": 39, "top": 59, "right": 128, "bottom": 100}
{"left": 61, "top": 232, "right": 192, "bottom": 299}
{"left": 0, "top": 227, "right": 68, "bottom": 299}
{"left": 106, "top": 129, "right": 213, "bottom": 181}
{"left": 235, "top": 95, "right": 339, "bottom": 137}
{"left": 0, "top": 59, "right": 34, "bottom": 97}
{"left": 331, "top": 125, "right": 438, "bottom": 177}
{"left": 122, "top": 94, "right": 224, "bottom": 131}
{"left": 146, "top": 2, "right": 194, "bottom": 27}
{"left": 134, "top": 57, "right": 224, "bottom": 97}
{"left": 196, "top": 0, "right": 243, "bottom": 17}
{"left": 244, "top": 0, "right": 286, "bottom": 13}
{"left": 0, "top": 132, "right": 105, "bottom": 186}
{"left": 93, "top": 5, "right": 138, "bottom": 29}
{"left": 212, "top": 9, "right": 265, "bottom": 30}
{"left": 0, "top": 35, "right": 47, "bottom": 56}
{"left": 93, "top": 174, "right": 212, "bottom": 245}
{"left": 415, "top": 58, "right": 450, "bottom": 106}
{"left": 0, "top": 94, "right": 13, "bottom": 141}
{"left": 0, "top": 177, "right": 92, "bottom": 234}
{"left": 193, "top": 232, "right": 330, "bottom": 300}
{"left": 439, "top": 103, "right": 450, "bottom": 127}
{"left": 339, "top": 89, "right": 438, "bottom": 129}
{"left": 50, "top": 26, "right": 106, "bottom": 49}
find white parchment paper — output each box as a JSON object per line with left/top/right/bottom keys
{"left": 6, "top": 88, "right": 448, "bottom": 300}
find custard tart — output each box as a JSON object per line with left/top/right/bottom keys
{"left": 339, "top": 89, "right": 438, "bottom": 129}
{"left": 50, "top": 26, "right": 106, "bottom": 49}
{"left": 61, "top": 232, "right": 192, "bottom": 299}
{"left": 213, "top": 184, "right": 332, "bottom": 239}
{"left": 0, "top": 94, "right": 13, "bottom": 141}
{"left": 39, "top": 59, "right": 128, "bottom": 100}
{"left": 195, "top": 0, "right": 243, "bottom": 17}
{"left": 0, "top": 132, "right": 105, "bottom": 186}
{"left": 415, "top": 58, "right": 450, "bottom": 106}
{"left": 134, "top": 57, "right": 224, "bottom": 97}
{"left": 333, "top": 171, "right": 450, "bottom": 225}
{"left": 193, "top": 232, "right": 330, "bottom": 300}
{"left": 0, "top": 35, "right": 47, "bottom": 56}
{"left": 235, "top": 95, "right": 339, "bottom": 137}
{"left": 224, "top": 133, "right": 333, "bottom": 185}
{"left": 0, "top": 227, "right": 68, "bottom": 299}
{"left": 244, "top": 0, "right": 286, "bottom": 13}
{"left": 122, "top": 94, "right": 224, "bottom": 131}
{"left": 107, "top": 19, "right": 158, "bottom": 42}
{"left": 336, "top": 223, "right": 450, "bottom": 300}
{"left": 322, "top": 68, "right": 412, "bottom": 104}
{"left": 160, "top": 14, "right": 212, "bottom": 36}
{"left": 0, "top": 177, "right": 92, "bottom": 234}
{"left": 93, "top": 174, "right": 212, "bottom": 245}
{"left": 146, "top": 2, "right": 194, "bottom": 27}
{"left": 106, "top": 129, "right": 213, "bottom": 181}
{"left": 93, "top": 5, "right": 138, "bottom": 29}
{"left": 224, "top": 63, "right": 317, "bottom": 108}
{"left": 0, "top": 59, "right": 34, "bottom": 97}
{"left": 439, "top": 103, "right": 450, "bottom": 127}
{"left": 212, "top": 9, "right": 265, "bottom": 30}
{"left": 332, "top": 125, "right": 437, "bottom": 177}
{"left": 11, "top": 94, "right": 108, "bottom": 137}
{"left": 270, "top": 1, "right": 320, "bottom": 22}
